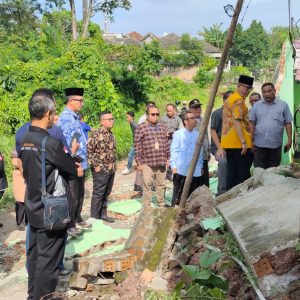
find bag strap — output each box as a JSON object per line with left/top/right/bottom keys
{"left": 41, "top": 135, "right": 49, "bottom": 196}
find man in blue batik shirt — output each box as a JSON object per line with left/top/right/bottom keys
{"left": 58, "top": 88, "right": 90, "bottom": 236}
{"left": 170, "top": 111, "right": 204, "bottom": 206}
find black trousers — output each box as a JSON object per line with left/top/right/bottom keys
{"left": 172, "top": 173, "right": 202, "bottom": 206}
{"left": 27, "top": 225, "right": 66, "bottom": 300}
{"left": 226, "top": 148, "right": 253, "bottom": 190}
{"left": 254, "top": 145, "right": 281, "bottom": 169}
{"left": 68, "top": 173, "right": 85, "bottom": 228}
{"left": 15, "top": 201, "right": 26, "bottom": 225}
{"left": 202, "top": 159, "right": 209, "bottom": 187}
{"left": 91, "top": 171, "right": 115, "bottom": 219}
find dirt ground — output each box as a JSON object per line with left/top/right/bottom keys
{"left": 0, "top": 160, "right": 141, "bottom": 300}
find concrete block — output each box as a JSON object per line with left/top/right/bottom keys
{"left": 141, "top": 268, "right": 154, "bottom": 283}
{"left": 69, "top": 272, "right": 88, "bottom": 290}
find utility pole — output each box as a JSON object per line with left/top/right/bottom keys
{"left": 179, "top": 0, "right": 245, "bottom": 208}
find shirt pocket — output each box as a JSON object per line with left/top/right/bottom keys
{"left": 273, "top": 113, "right": 284, "bottom": 128}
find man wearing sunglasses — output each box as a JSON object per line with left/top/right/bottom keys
{"left": 221, "top": 75, "right": 254, "bottom": 190}
{"left": 58, "top": 88, "right": 90, "bottom": 236}
{"left": 134, "top": 105, "right": 170, "bottom": 207}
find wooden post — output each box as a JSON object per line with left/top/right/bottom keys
{"left": 179, "top": 0, "right": 245, "bottom": 208}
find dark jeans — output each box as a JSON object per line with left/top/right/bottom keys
{"left": 226, "top": 148, "right": 253, "bottom": 190}
{"left": 90, "top": 171, "right": 115, "bottom": 219}
{"left": 254, "top": 145, "right": 282, "bottom": 169}
{"left": 15, "top": 201, "right": 26, "bottom": 225}
{"left": 68, "top": 173, "right": 85, "bottom": 228}
{"left": 172, "top": 173, "right": 202, "bottom": 206}
{"left": 202, "top": 160, "right": 209, "bottom": 187}
{"left": 27, "top": 225, "right": 66, "bottom": 300}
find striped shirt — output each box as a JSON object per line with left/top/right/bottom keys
{"left": 134, "top": 121, "right": 170, "bottom": 167}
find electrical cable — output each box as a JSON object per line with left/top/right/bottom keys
{"left": 240, "top": 0, "right": 252, "bottom": 24}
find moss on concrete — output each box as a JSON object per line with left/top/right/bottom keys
{"left": 143, "top": 208, "right": 177, "bottom": 272}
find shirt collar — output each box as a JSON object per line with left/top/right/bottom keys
{"left": 64, "top": 106, "right": 79, "bottom": 119}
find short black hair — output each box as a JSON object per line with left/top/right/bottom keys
{"left": 250, "top": 92, "right": 261, "bottom": 99}
{"left": 146, "top": 105, "right": 158, "bottom": 114}
{"left": 29, "top": 88, "right": 56, "bottom": 120}
{"left": 127, "top": 111, "right": 135, "bottom": 118}
{"left": 261, "top": 82, "right": 275, "bottom": 90}
{"left": 223, "top": 90, "right": 233, "bottom": 101}
{"left": 99, "top": 111, "right": 112, "bottom": 119}
{"left": 31, "top": 88, "right": 55, "bottom": 102}
{"left": 146, "top": 101, "right": 155, "bottom": 107}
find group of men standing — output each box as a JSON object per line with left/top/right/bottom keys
{"left": 212, "top": 75, "right": 292, "bottom": 194}
{"left": 1, "top": 73, "right": 293, "bottom": 300}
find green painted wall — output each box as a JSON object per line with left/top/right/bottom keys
{"left": 278, "top": 41, "right": 295, "bottom": 164}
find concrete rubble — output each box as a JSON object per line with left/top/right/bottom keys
{"left": 216, "top": 167, "right": 300, "bottom": 299}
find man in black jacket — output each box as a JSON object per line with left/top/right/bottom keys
{"left": 19, "top": 89, "right": 81, "bottom": 300}
{"left": 0, "top": 151, "right": 8, "bottom": 227}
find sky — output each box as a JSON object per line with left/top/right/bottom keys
{"left": 77, "top": 0, "right": 300, "bottom": 37}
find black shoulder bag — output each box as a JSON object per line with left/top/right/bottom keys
{"left": 41, "top": 136, "right": 70, "bottom": 231}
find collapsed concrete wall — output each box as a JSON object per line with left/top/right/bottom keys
{"left": 216, "top": 167, "right": 300, "bottom": 298}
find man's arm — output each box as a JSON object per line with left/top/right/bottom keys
{"left": 210, "top": 128, "right": 225, "bottom": 158}
{"left": 284, "top": 123, "right": 292, "bottom": 151}
{"left": 134, "top": 126, "right": 143, "bottom": 170}
{"left": 232, "top": 119, "right": 247, "bottom": 155}
{"left": 170, "top": 132, "right": 179, "bottom": 174}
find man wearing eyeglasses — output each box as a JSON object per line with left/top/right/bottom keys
{"left": 58, "top": 88, "right": 90, "bottom": 236}
{"left": 134, "top": 105, "right": 170, "bottom": 207}
{"left": 87, "top": 111, "right": 116, "bottom": 222}
{"left": 221, "top": 75, "right": 254, "bottom": 190}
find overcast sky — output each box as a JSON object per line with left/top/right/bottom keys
{"left": 79, "top": 0, "right": 300, "bottom": 37}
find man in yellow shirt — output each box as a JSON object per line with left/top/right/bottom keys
{"left": 221, "top": 75, "right": 254, "bottom": 190}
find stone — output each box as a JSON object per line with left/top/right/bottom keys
{"left": 141, "top": 268, "right": 154, "bottom": 283}
{"left": 65, "top": 290, "right": 79, "bottom": 297}
{"left": 148, "top": 276, "right": 168, "bottom": 291}
{"left": 177, "top": 221, "right": 201, "bottom": 236}
{"left": 93, "top": 278, "right": 115, "bottom": 285}
{"left": 69, "top": 272, "right": 88, "bottom": 290}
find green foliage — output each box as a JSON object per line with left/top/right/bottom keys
{"left": 199, "top": 23, "right": 226, "bottom": 49}
{"left": 229, "top": 21, "right": 269, "bottom": 71}
{"left": 153, "top": 76, "right": 192, "bottom": 102}
{"left": 193, "top": 56, "right": 217, "bottom": 88}
{"left": 222, "top": 65, "right": 251, "bottom": 89}
{"left": 180, "top": 33, "right": 204, "bottom": 66}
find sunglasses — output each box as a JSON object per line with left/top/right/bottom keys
{"left": 150, "top": 113, "right": 160, "bottom": 116}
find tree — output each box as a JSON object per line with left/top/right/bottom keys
{"left": 180, "top": 33, "right": 204, "bottom": 65}
{"left": 198, "top": 23, "right": 226, "bottom": 49}
{"left": 0, "top": 0, "right": 64, "bottom": 35}
{"left": 229, "top": 21, "right": 269, "bottom": 71}
{"left": 269, "top": 26, "right": 289, "bottom": 59}
{"left": 68, "top": 0, "right": 131, "bottom": 40}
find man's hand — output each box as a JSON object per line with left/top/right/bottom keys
{"left": 137, "top": 164, "right": 143, "bottom": 171}
{"left": 75, "top": 162, "right": 84, "bottom": 177}
{"left": 284, "top": 141, "right": 292, "bottom": 152}
{"left": 216, "top": 148, "right": 226, "bottom": 160}
{"left": 172, "top": 168, "right": 177, "bottom": 175}
{"left": 94, "top": 166, "right": 101, "bottom": 173}
{"left": 241, "top": 143, "right": 247, "bottom": 155}
{"left": 71, "top": 139, "right": 80, "bottom": 155}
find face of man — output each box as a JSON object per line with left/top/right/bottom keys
{"left": 166, "top": 105, "right": 176, "bottom": 118}
{"left": 184, "top": 112, "right": 197, "bottom": 129}
{"left": 189, "top": 106, "right": 201, "bottom": 118}
{"left": 68, "top": 96, "right": 84, "bottom": 113}
{"left": 261, "top": 85, "right": 276, "bottom": 103}
{"left": 237, "top": 83, "right": 253, "bottom": 98}
{"left": 249, "top": 95, "right": 261, "bottom": 107}
{"left": 126, "top": 114, "right": 133, "bottom": 123}
{"left": 101, "top": 113, "right": 114, "bottom": 130}
{"left": 147, "top": 107, "right": 160, "bottom": 125}
{"left": 53, "top": 114, "right": 59, "bottom": 125}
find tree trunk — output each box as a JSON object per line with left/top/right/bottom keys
{"left": 69, "top": 0, "right": 77, "bottom": 41}
{"left": 179, "top": 0, "right": 245, "bottom": 208}
{"left": 82, "top": 0, "right": 93, "bottom": 38}
{"left": 83, "top": 0, "right": 88, "bottom": 25}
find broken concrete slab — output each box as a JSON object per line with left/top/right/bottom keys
{"left": 217, "top": 168, "right": 300, "bottom": 297}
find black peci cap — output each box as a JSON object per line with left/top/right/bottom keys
{"left": 188, "top": 99, "right": 202, "bottom": 108}
{"left": 65, "top": 88, "right": 84, "bottom": 97}
{"left": 238, "top": 75, "right": 254, "bottom": 87}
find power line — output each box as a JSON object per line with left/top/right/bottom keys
{"left": 240, "top": 0, "right": 252, "bottom": 24}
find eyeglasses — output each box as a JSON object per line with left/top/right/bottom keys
{"left": 102, "top": 118, "right": 114, "bottom": 121}
{"left": 150, "top": 113, "right": 160, "bottom": 116}
{"left": 240, "top": 84, "right": 253, "bottom": 91}
{"left": 185, "top": 116, "right": 196, "bottom": 120}
{"left": 71, "top": 98, "right": 84, "bottom": 103}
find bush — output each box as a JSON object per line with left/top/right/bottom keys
{"left": 193, "top": 56, "right": 218, "bottom": 88}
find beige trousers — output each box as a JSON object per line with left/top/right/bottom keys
{"left": 142, "top": 165, "right": 166, "bottom": 207}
